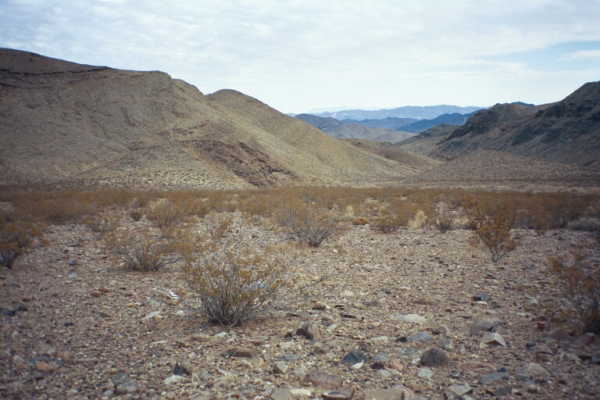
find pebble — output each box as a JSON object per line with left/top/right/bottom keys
{"left": 447, "top": 383, "right": 472, "bottom": 396}
{"left": 296, "top": 321, "right": 319, "bottom": 341}
{"left": 516, "top": 362, "right": 549, "bottom": 381}
{"left": 591, "top": 353, "right": 600, "bottom": 364}
{"left": 473, "top": 293, "right": 490, "bottom": 301}
{"left": 469, "top": 318, "right": 502, "bottom": 335}
{"left": 392, "top": 313, "right": 427, "bottom": 324}
{"left": 341, "top": 350, "right": 368, "bottom": 366}
{"left": 418, "top": 367, "right": 434, "bottom": 379}
{"left": 164, "top": 374, "right": 186, "bottom": 385}
{"left": 420, "top": 347, "right": 449, "bottom": 367}
{"left": 222, "top": 347, "right": 255, "bottom": 358}
{"left": 322, "top": 389, "right": 354, "bottom": 399}
{"left": 364, "top": 386, "right": 414, "bottom": 400}
{"left": 111, "top": 373, "right": 139, "bottom": 395}
{"left": 305, "top": 370, "right": 342, "bottom": 389}
{"left": 480, "top": 371, "right": 509, "bottom": 385}
{"left": 273, "top": 361, "right": 288, "bottom": 374}
{"left": 406, "top": 331, "right": 433, "bottom": 343}
{"left": 480, "top": 332, "right": 507, "bottom": 347}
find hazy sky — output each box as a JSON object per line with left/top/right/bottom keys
{"left": 2, "top": 0, "right": 600, "bottom": 113}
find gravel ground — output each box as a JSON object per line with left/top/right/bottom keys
{"left": 1, "top": 213, "right": 599, "bottom": 400}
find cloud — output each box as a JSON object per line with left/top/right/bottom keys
{"left": 1, "top": 0, "right": 600, "bottom": 111}
{"left": 563, "top": 49, "right": 600, "bottom": 60}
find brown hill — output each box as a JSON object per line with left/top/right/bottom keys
{"left": 432, "top": 82, "right": 600, "bottom": 167}
{"left": 344, "top": 139, "right": 441, "bottom": 171}
{"left": 0, "top": 49, "right": 418, "bottom": 188}
{"left": 395, "top": 124, "right": 458, "bottom": 156}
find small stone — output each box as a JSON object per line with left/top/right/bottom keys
{"left": 480, "top": 371, "right": 509, "bottom": 385}
{"left": 341, "top": 350, "right": 368, "bottom": 366}
{"left": 469, "top": 318, "right": 502, "bottom": 336}
{"left": 591, "top": 353, "right": 600, "bottom": 364}
{"left": 418, "top": 368, "right": 434, "bottom": 379}
{"left": 290, "top": 388, "right": 312, "bottom": 397}
{"left": 143, "top": 311, "right": 161, "bottom": 320}
{"left": 305, "top": 370, "right": 343, "bottom": 389}
{"left": 392, "top": 313, "right": 427, "bottom": 324}
{"left": 271, "top": 388, "right": 293, "bottom": 400}
{"left": 473, "top": 293, "right": 490, "bottom": 302}
{"left": 273, "top": 361, "right": 288, "bottom": 374}
{"left": 495, "top": 386, "right": 513, "bottom": 396}
{"left": 516, "top": 362, "right": 549, "bottom": 380}
{"left": 420, "top": 347, "right": 449, "bottom": 367}
{"left": 35, "top": 360, "right": 58, "bottom": 372}
{"left": 364, "top": 387, "right": 414, "bottom": 400}
{"left": 388, "top": 359, "right": 405, "bottom": 371}
{"left": 164, "top": 374, "right": 186, "bottom": 385}
{"left": 481, "top": 332, "right": 507, "bottom": 347}
{"left": 173, "top": 363, "right": 190, "bottom": 376}
{"left": 13, "top": 355, "right": 27, "bottom": 370}
{"left": 115, "top": 379, "right": 138, "bottom": 394}
{"left": 296, "top": 322, "right": 319, "bottom": 341}
{"left": 447, "top": 383, "right": 472, "bottom": 396}
{"left": 223, "top": 348, "right": 255, "bottom": 358}
{"left": 322, "top": 389, "right": 354, "bottom": 400}
{"left": 406, "top": 331, "right": 433, "bottom": 343}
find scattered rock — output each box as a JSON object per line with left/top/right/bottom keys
{"left": 473, "top": 293, "right": 490, "bottom": 302}
{"left": 271, "top": 388, "right": 293, "bottom": 400}
{"left": 296, "top": 321, "right": 319, "bottom": 341}
{"left": 322, "top": 389, "right": 354, "bottom": 399}
{"left": 173, "top": 363, "right": 190, "bottom": 376}
{"left": 480, "top": 371, "right": 509, "bottom": 385}
{"left": 273, "top": 361, "right": 289, "bottom": 374}
{"left": 406, "top": 331, "right": 433, "bottom": 343}
{"left": 591, "top": 353, "right": 600, "bottom": 364}
{"left": 418, "top": 367, "right": 433, "bottom": 379}
{"left": 341, "top": 350, "right": 368, "bottom": 366}
{"left": 480, "top": 332, "right": 507, "bottom": 347}
{"left": 469, "top": 318, "right": 502, "bottom": 336}
{"left": 392, "top": 313, "right": 427, "bottom": 324}
{"left": 420, "top": 347, "right": 449, "bottom": 367}
{"left": 516, "top": 362, "right": 549, "bottom": 381}
{"left": 223, "top": 347, "right": 255, "bottom": 358}
{"left": 111, "top": 372, "right": 139, "bottom": 394}
{"left": 447, "top": 383, "right": 472, "bottom": 397}
{"left": 364, "top": 386, "right": 414, "bottom": 400}
{"left": 305, "top": 370, "right": 343, "bottom": 389}
{"left": 35, "top": 360, "right": 59, "bottom": 372}
{"left": 164, "top": 374, "right": 186, "bottom": 385}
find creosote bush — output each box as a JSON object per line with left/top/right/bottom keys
{"left": 549, "top": 250, "right": 600, "bottom": 334}
{"left": 275, "top": 202, "right": 337, "bottom": 247}
{"left": 0, "top": 216, "right": 43, "bottom": 269}
{"left": 467, "top": 199, "right": 517, "bottom": 263}
{"left": 105, "top": 229, "right": 167, "bottom": 272}
{"left": 182, "top": 224, "right": 287, "bottom": 326}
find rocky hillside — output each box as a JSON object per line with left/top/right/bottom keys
{"left": 432, "top": 82, "right": 600, "bottom": 167}
{"left": 0, "top": 49, "right": 416, "bottom": 189}
{"left": 295, "top": 114, "right": 414, "bottom": 143}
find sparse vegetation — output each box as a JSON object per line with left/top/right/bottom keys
{"left": 549, "top": 250, "right": 600, "bottom": 334}
{"left": 466, "top": 198, "right": 517, "bottom": 263}
{"left": 105, "top": 229, "right": 168, "bottom": 272}
{"left": 182, "top": 222, "right": 287, "bottom": 326}
{"left": 275, "top": 202, "right": 337, "bottom": 247}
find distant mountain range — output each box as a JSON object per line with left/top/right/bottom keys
{"left": 295, "top": 114, "right": 415, "bottom": 143}
{"left": 314, "top": 105, "right": 483, "bottom": 121}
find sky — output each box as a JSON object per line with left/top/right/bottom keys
{"left": 1, "top": 0, "right": 600, "bottom": 113}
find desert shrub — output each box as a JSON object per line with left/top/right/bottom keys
{"left": 432, "top": 202, "right": 454, "bottom": 233}
{"left": 467, "top": 199, "right": 517, "bottom": 263}
{"left": 145, "top": 198, "right": 186, "bottom": 228}
{"left": 371, "top": 214, "right": 403, "bottom": 234}
{"left": 0, "top": 218, "right": 43, "bottom": 268}
{"left": 182, "top": 229, "right": 287, "bottom": 326}
{"left": 18, "top": 198, "right": 96, "bottom": 224}
{"left": 549, "top": 251, "right": 600, "bottom": 334}
{"left": 82, "top": 213, "right": 119, "bottom": 235}
{"left": 105, "top": 230, "right": 167, "bottom": 272}
{"left": 129, "top": 210, "right": 143, "bottom": 221}
{"left": 408, "top": 209, "right": 428, "bottom": 230}
{"left": 275, "top": 203, "right": 337, "bottom": 247}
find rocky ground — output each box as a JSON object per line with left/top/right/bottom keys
{"left": 1, "top": 213, "right": 599, "bottom": 400}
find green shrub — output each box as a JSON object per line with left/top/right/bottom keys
{"left": 275, "top": 203, "right": 337, "bottom": 247}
